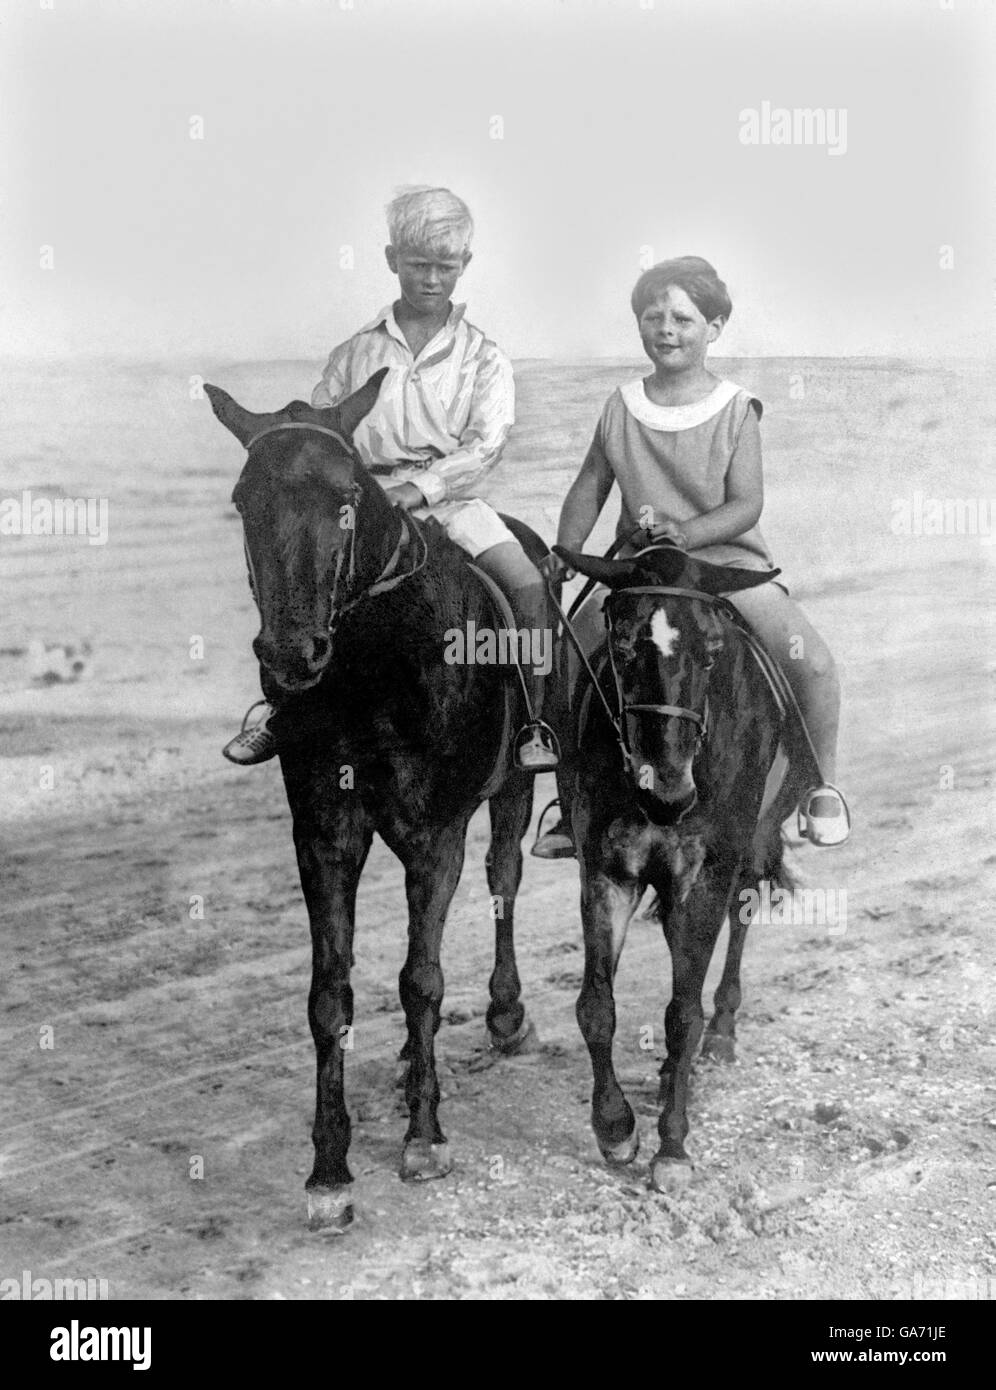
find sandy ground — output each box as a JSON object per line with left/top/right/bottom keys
{"left": 1, "top": 357, "right": 994, "bottom": 1299}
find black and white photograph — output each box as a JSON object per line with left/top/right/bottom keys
{"left": 1, "top": 0, "right": 993, "bottom": 1333}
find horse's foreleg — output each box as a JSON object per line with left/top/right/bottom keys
{"left": 484, "top": 778, "right": 537, "bottom": 1053}
{"left": 653, "top": 874, "right": 733, "bottom": 1190}
{"left": 702, "top": 871, "right": 754, "bottom": 1063}
{"left": 577, "top": 869, "right": 642, "bottom": 1166}
{"left": 397, "top": 821, "right": 469, "bottom": 1182}
{"left": 294, "top": 812, "right": 372, "bottom": 1232}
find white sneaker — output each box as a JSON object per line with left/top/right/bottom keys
{"left": 514, "top": 721, "right": 560, "bottom": 772}
{"left": 798, "top": 784, "right": 850, "bottom": 847}
{"left": 222, "top": 702, "right": 278, "bottom": 766}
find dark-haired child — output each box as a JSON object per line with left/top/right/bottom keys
{"left": 538, "top": 256, "right": 849, "bottom": 853}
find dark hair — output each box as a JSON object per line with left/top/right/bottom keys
{"left": 631, "top": 256, "right": 732, "bottom": 323}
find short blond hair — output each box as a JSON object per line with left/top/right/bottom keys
{"left": 386, "top": 186, "right": 473, "bottom": 258}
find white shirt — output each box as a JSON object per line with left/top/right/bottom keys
{"left": 311, "top": 303, "right": 515, "bottom": 507}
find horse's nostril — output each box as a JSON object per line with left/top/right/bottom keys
{"left": 308, "top": 633, "right": 331, "bottom": 668}
{"left": 253, "top": 634, "right": 283, "bottom": 670}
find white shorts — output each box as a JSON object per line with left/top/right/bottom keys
{"left": 412, "top": 497, "right": 516, "bottom": 559}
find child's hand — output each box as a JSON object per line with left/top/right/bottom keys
{"left": 541, "top": 551, "right": 575, "bottom": 582}
{"left": 647, "top": 516, "right": 689, "bottom": 548}
{"left": 385, "top": 482, "right": 425, "bottom": 511}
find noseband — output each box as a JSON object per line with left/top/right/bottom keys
{"left": 241, "top": 421, "right": 427, "bottom": 634}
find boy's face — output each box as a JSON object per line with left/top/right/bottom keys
{"left": 638, "top": 286, "right": 723, "bottom": 373}
{"left": 385, "top": 244, "right": 470, "bottom": 314}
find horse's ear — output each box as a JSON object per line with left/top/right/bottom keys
{"left": 335, "top": 367, "right": 390, "bottom": 439}
{"left": 695, "top": 562, "right": 782, "bottom": 595}
{"left": 204, "top": 384, "right": 272, "bottom": 447}
{"left": 553, "top": 546, "right": 639, "bottom": 588}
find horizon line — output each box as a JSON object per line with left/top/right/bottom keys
{"left": 1, "top": 351, "right": 992, "bottom": 366}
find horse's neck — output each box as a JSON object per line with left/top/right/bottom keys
{"left": 353, "top": 499, "right": 484, "bottom": 643}
{"left": 352, "top": 474, "right": 405, "bottom": 587}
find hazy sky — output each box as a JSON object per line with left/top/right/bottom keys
{"left": 3, "top": 0, "right": 993, "bottom": 361}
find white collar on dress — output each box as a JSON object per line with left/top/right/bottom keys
{"left": 619, "top": 377, "right": 744, "bottom": 431}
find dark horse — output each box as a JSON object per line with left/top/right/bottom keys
{"left": 553, "top": 542, "right": 805, "bottom": 1193}
{"left": 205, "top": 369, "right": 548, "bottom": 1231}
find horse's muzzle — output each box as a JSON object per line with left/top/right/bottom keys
{"left": 636, "top": 779, "right": 698, "bottom": 827}
{"left": 253, "top": 630, "right": 333, "bottom": 690}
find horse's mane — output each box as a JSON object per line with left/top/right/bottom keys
{"left": 346, "top": 511, "right": 494, "bottom": 660}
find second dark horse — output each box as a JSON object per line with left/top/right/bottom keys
{"left": 206, "top": 369, "right": 547, "bottom": 1232}
{"left": 554, "top": 542, "right": 805, "bottom": 1194}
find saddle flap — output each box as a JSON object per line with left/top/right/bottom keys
{"left": 465, "top": 562, "right": 525, "bottom": 802}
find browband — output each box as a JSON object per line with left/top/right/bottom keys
{"left": 608, "top": 585, "right": 717, "bottom": 604}
{"left": 246, "top": 422, "right": 354, "bottom": 452}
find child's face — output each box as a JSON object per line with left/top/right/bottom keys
{"left": 385, "top": 243, "right": 470, "bottom": 314}
{"left": 637, "top": 286, "right": 723, "bottom": 373}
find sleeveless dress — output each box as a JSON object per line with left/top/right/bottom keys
{"left": 591, "top": 377, "right": 785, "bottom": 583}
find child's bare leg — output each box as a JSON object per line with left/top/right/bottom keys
{"left": 724, "top": 583, "right": 840, "bottom": 784}
{"left": 474, "top": 541, "right": 551, "bottom": 719}
{"left": 474, "top": 540, "right": 559, "bottom": 771}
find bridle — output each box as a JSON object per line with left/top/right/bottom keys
{"left": 551, "top": 540, "right": 796, "bottom": 788}
{"left": 602, "top": 583, "right": 730, "bottom": 770}
{"left": 240, "top": 421, "right": 429, "bottom": 635}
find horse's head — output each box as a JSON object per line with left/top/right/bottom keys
{"left": 555, "top": 543, "right": 779, "bottom": 825}
{"left": 205, "top": 368, "right": 389, "bottom": 692}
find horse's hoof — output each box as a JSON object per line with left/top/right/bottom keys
{"left": 400, "top": 1139, "right": 453, "bottom": 1183}
{"left": 649, "top": 1154, "right": 694, "bottom": 1194}
{"left": 701, "top": 1033, "right": 736, "bottom": 1064}
{"left": 487, "top": 1015, "right": 540, "bottom": 1056}
{"left": 306, "top": 1185, "right": 354, "bottom": 1234}
{"left": 599, "top": 1125, "right": 640, "bottom": 1167}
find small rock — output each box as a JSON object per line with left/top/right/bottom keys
{"left": 813, "top": 1101, "right": 844, "bottom": 1125}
